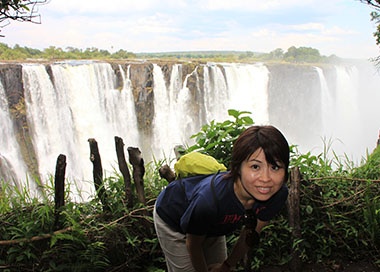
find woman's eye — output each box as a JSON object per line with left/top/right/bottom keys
{"left": 271, "top": 165, "right": 281, "bottom": 171}
{"left": 251, "top": 164, "right": 260, "bottom": 170}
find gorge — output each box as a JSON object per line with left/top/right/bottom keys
{"left": 0, "top": 59, "right": 379, "bottom": 199}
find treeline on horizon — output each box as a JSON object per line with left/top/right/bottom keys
{"left": 0, "top": 42, "right": 341, "bottom": 63}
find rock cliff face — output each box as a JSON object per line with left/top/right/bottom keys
{"left": 128, "top": 62, "right": 155, "bottom": 132}
{"left": 126, "top": 61, "right": 206, "bottom": 132}
{"left": 267, "top": 63, "right": 322, "bottom": 142}
{"left": 0, "top": 64, "right": 39, "bottom": 180}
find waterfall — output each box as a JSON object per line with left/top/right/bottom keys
{"left": 314, "top": 64, "right": 379, "bottom": 163}
{"left": 23, "top": 64, "right": 77, "bottom": 184}
{"left": 1, "top": 60, "right": 379, "bottom": 200}
{"left": 151, "top": 63, "right": 172, "bottom": 158}
{"left": 178, "top": 66, "right": 202, "bottom": 138}
{"left": 203, "top": 63, "right": 230, "bottom": 122}
{"left": 202, "top": 62, "right": 269, "bottom": 124}
{"left": 333, "top": 65, "right": 369, "bottom": 162}
{"left": 105, "top": 65, "right": 139, "bottom": 147}
{"left": 335, "top": 66, "right": 360, "bottom": 131}
{"left": 22, "top": 61, "right": 139, "bottom": 200}
{"left": 151, "top": 64, "right": 199, "bottom": 160}
{"left": 224, "top": 63, "right": 269, "bottom": 125}
{"left": 151, "top": 62, "right": 271, "bottom": 160}
{"left": 0, "top": 80, "right": 31, "bottom": 189}
{"left": 315, "top": 67, "right": 334, "bottom": 139}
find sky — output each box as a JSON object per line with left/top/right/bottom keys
{"left": 1, "top": 0, "right": 379, "bottom": 59}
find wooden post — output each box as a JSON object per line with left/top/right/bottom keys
{"left": 159, "top": 164, "right": 176, "bottom": 183}
{"left": 159, "top": 145, "right": 183, "bottom": 183}
{"left": 127, "top": 147, "right": 146, "bottom": 205}
{"left": 54, "top": 154, "right": 66, "bottom": 230}
{"left": 115, "top": 136, "right": 133, "bottom": 208}
{"left": 287, "top": 167, "right": 302, "bottom": 272}
{"left": 88, "top": 138, "right": 109, "bottom": 212}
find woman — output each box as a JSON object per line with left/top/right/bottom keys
{"left": 153, "top": 125, "right": 290, "bottom": 272}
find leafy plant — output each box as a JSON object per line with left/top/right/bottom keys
{"left": 187, "top": 109, "right": 254, "bottom": 166}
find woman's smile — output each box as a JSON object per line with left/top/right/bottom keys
{"left": 256, "top": 186, "right": 271, "bottom": 194}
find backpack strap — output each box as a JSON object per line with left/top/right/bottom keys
{"left": 178, "top": 172, "right": 219, "bottom": 206}
{"left": 210, "top": 171, "right": 220, "bottom": 215}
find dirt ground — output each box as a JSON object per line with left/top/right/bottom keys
{"left": 260, "top": 260, "right": 379, "bottom": 271}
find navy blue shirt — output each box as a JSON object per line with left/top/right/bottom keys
{"left": 155, "top": 172, "right": 288, "bottom": 236}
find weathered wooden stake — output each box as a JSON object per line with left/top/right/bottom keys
{"left": 287, "top": 167, "right": 302, "bottom": 272}
{"left": 115, "top": 136, "right": 133, "bottom": 208}
{"left": 127, "top": 147, "right": 146, "bottom": 205}
{"left": 159, "top": 164, "right": 176, "bottom": 183}
{"left": 88, "top": 138, "right": 109, "bottom": 212}
{"left": 54, "top": 154, "right": 66, "bottom": 230}
{"left": 159, "top": 145, "right": 183, "bottom": 183}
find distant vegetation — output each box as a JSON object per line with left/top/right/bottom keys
{"left": 0, "top": 43, "right": 136, "bottom": 60}
{"left": 138, "top": 46, "right": 341, "bottom": 63}
{"left": 0, "top": 42, "right": 341, "bottom": 63}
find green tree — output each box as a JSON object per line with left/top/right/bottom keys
{"left": 358, "top": 0, "right": 380, "bottom": 65}
{"left": 283, "top": 46, "right": 322, "bottom": 63}
{"left": 42, "top": 46, "right": 65, "bottom": 59}
{"left": 0, "top": 0, "right": 48, "bottom": 36}
{"left": 269, "top": 48, "right": 284, "bottom": 60}
{"left": 111, "top": 49, "right": 136, "bottom": 59}
{"left": 13, "top": 44, "right": 41, "bottom": 57}
{"left": 187, "top": 109, "right": 254, "bottom": 167}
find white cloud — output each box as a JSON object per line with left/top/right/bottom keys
{"left": 46, "top": 0, "right": 156, "bottom": 14}
{"left": 288, "top": 23, "right": 325, "bottom": 31}
{"left": 197, "top": 0, "right": 316, "bottom": 11}
{"left": 132, "top": 13, "right": 179, "bottom": 34}
{"left": 322, "top": 26, "right": 356, "bottom": 36}
{"left": 45, "top": 0, "right": 190, "bottom": 15}
{"left": 250, "top": 28, "right": 277, "bottom": 38}
{"left": 1, "top": 0, "right": 378, "bottom": 59}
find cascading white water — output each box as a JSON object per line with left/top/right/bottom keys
{"left": 22, "top": 64, "right": 77, "bottom": 184}
{"left": 223, "top": 63, "right": 269, "bottom": 125}
{"left": 335, "top": 66, "right": 360, "bottom": 131}
{"left": 22, "top": 61, "right": 139, "bottom": 200}
{"left": 313, "top": 64, "right": 380, "bottom": 163}
{"left": 177, "top": 67, "right": 203, "bottom": 140}
{"left": 150, "top": 62, "right": 271, "bottom": 162}
{"left": 332, "top": 65, "right": 375, "bottom": 162}
{"left": 151, "top": 64, "right": 200, "bottom": 160}
{"left": 151, "top": 63, "right": 172, "bottom": 158}
{"left": 315, "top": 67, "right": 335, "bottom": 138}
{"left": 202, "top": 62, "right": 270, "bottom": 124}
{"left": 2, "top": 60, "right": 379, "bottom": 200}
{"left": 0, "top": 80, "right": 31, "bottom": 189}
{"left": 103, "top": 65, "right": 139, "bottom": 147}
{"left": 203, "top": 63, "right": 230, "bottom": 123}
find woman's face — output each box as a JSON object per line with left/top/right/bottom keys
{"left": 238, "top": 147, "right": 286, "bottom": 202}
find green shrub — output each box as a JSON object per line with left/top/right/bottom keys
{"left": 187, "top": 109, "right": 254, "bottom": 167}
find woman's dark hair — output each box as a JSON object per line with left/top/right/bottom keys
{"left": 225, "top": 125, "right": 290, "bottom": 182}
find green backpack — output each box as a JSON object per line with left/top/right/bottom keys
{"left": 174, "top": 152, "right": 227, "bottom": 178}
